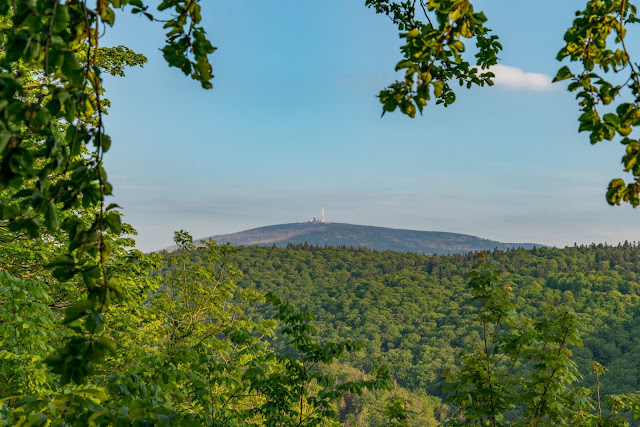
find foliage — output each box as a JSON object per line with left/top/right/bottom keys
{"left": 0, "top": 271, "right": 56, "bottom": 398}
{"left": 369, "top": 0, "right": 640, "bottom": 207}
{"left": 365, "top": 0, "right": 501, "bottom": 117}
{"left": 0, "top": 231, "right": 394, "bottom": 425}
{"left": 554, "top": 0, "right": 640, "bottom": 207}
{"left": 0, "top": 0, "right": 214, "bottom": 385}
{"left": 442, "top": 261, "right": 640, "bottom": 425}
{"left": 154, "top": 243, "right": 640, "bottom": 424}
{"left": 187, "top": 242, "right": 640, "bottom": 404}
{"left": 3, "top": 0, "right": 640, "bottom": 425}
{"left": 382, "top": 396, "right": 419, "bottom": 426}
{"left": 444, "top": 262, "right": 590, "bottom": 425}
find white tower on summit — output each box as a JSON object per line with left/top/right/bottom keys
{"left": 321, "top": 207, "right": 325, "bottom": 223}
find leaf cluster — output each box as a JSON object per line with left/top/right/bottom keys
{"left": 554, "top": 0, "right": 640, "bottom": 207}
{"left": 366, "top": 0, "right": 501, "bottom": 116}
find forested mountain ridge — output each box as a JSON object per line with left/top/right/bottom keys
{"left": 165, "top": 242, "right": 640, "bottom": 403}
{"left": 165, "top": 222, "right": 543, "bottom": 254}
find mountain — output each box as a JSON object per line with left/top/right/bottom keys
{"left": 171, "top": 222, "right": 544, "bottom": 254}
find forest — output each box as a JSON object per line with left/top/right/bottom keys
{"left": 7, "top": 228, "right": 640, "bottom": 424}
{"left": 217, "top": 243, "right": 640, "bottom": 397}
{"left": 3, "top": 0, "right": 640, "bottom": 425}
{"left": 156, "top": 241, "right": 640, "bottom": 424}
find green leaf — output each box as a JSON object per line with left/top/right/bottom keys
{"left": 553, "top": 66, "right": 573, "bottom": 82}
{"left": 104, "top": 212, "right": 122, "bottom": 235}
{"left": 45, "top": 254, "right": 74, "bottom": 268}
{"left": 44, "top": 200, "right": 58, "bottom": 231}
{"left": 62, "top": 52, "right": 83, "bottom": 87}
{"left": 432, "top": 81, "right": 444, "bottom": 98}
{"left": 107, "top": 277, "right": 124, "bottom": 302}
{"left": 63, "top": 299, "right": 93, "bottom": 323}
{"left": 96, "top": 336, "right": 117, "bottom": 353}
{"left": 27, "top": 413, "right": 48, "bottom": 424}
{"left": 0, "top": 131, "right": 12, "bottom": 153}
{"left": 603, "top": 113, "right": 621, "bottom": 127}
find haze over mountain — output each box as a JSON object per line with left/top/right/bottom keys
{"left": 169, "top": 222, "right": 544, "bottom": 254}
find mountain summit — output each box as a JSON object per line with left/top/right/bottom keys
{"left": 176, "top": 223, "right": 543, "bottom": 255}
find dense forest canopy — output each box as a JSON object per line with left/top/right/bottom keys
{"left": 156, "top": 241, "right": 640, "bottom": 424}
{"left": 2, "top": 0, "right": 640, "bottom": 425}
{"left": 172, "top": 243, "right": 640, "bottom": 398}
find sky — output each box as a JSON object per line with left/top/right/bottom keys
{"left": 102, "top": 0, "right": 640, "bottom": 252}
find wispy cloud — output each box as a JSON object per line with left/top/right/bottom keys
{"left": 487, "top": 65, "right": 555, "bottom": 91}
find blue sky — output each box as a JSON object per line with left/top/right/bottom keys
{"left": 102, "top": 0, "right": 640, "bottom": 251}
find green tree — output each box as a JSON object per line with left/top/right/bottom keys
{"left": 0, "top": 0, "right": 214, "bottom": 383}
{"left": 0, "top": 230, "right": 395, "bottom": 425}
{"left": 444, "top": 262, "right": 591, "bottom": 425}
{"left": 444, "top": 261, "right": 640, "bottom": 425}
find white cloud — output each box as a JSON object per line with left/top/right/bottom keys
{"left": 487, "top": 64, "right": 555, "bottom": 91}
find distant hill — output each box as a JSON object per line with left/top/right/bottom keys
{"left": 166, "top": 222, "right": 544, "bottom": 254}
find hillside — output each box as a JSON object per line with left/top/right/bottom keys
{"left": 226, "top": 243, "right": 640, "bottom": 396}
{"left": 177, "top": 222, "right": 543, "bottom": 254}
{"left": 158, "top": 242, "right": 640, "bottom": 422}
